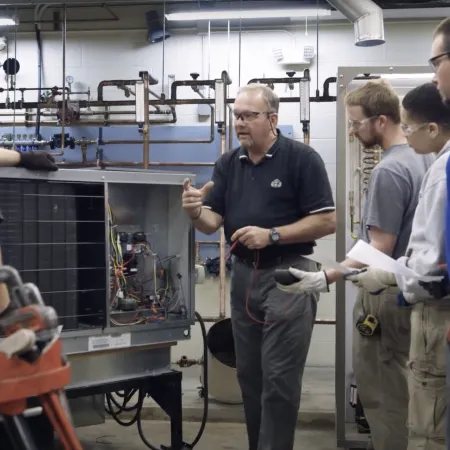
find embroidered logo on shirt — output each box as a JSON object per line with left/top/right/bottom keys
{"left": 271, "top": 179, "right": 282, "bottom": 188}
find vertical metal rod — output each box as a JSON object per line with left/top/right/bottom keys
{"left": 60, "top": 4, "right": 67, "bottom": 154}
{"left": 227, "top": 20, "right": 231, "bottom": 76}
{"left": 3, "top": 415, "right": 39, "bottom": 450}
{"left": 12, "top": 21, "right": 17, "bottom": 149}
{"left": 162, "top": 0, "right": 166, "bottom": 95}
{"left": 219, "top": 128, "right": 227, "bottom": 319}
{"left": 208, "top": 21, "right": 211, "bottom": 98}
{"left": 143, "top": 72, "right": 150, "bottom": 169}
{"left": 228, "top": 105, "right": 233, "bottom": 152}
{"left": 5, "top": 20, "right": 10, "bottom": 111}
{"left": 238, "top": 19, "right": 242, "bottom": 87}
{"left": 218, "top": 79, "right": 229, "bottom": 319}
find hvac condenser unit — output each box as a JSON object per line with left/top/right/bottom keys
{"left": 0, "top": 167, "right": 195, "bottom": 386}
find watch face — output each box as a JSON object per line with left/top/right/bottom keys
{"left": 271, "top": 229, "right": 280, "bottom": 243}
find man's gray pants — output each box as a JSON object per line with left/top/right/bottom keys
{"left": 230, "top": 255, "right": 318, "bottom": 450}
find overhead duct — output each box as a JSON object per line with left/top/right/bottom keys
{"left": 326, "top": 0, "right": 385, "bottom": 47}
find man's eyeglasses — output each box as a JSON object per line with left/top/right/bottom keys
{"left": 429, "top": 52, "right": 450, "bottom": 71}
{"left": 347, "top": 115, "right": 379, "bottom": 130}
{"left": 233, "top": 111, "right": 271, "bottom": 122}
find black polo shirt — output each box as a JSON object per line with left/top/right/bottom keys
{"left": 202, "top": 130, "right": 335, "bottom": 263}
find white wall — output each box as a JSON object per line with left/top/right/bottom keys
{"left": 0, "top": 18, "right": 441, "bottom": 366}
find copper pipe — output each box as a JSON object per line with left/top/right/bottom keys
{"left": 97, "top": 79, "right": 140, "bottom": 102}
{"left": 303, "top": 131, "right": 310, "bottom": 145}
{"left": 0, "top": 119, "right": 173, "bottom": 127}
{"left": 52, "top": 4, "right": 67, "bottom": 158}
{"left": 199, "top": 316, "right": 223, "bottom": 323}
{"left": 102, "top": 111, "right": 214, "bottom": 144}
{"left": 219, "top": 132, "right": 227, "bottom": 320}
{"left": 195, "top": 242, "right": 200, "bottom": 263}
{"left": 228, "top": 106, "right": 234, "bottom": 152}
{"left": 0, "top": 110, "right": 168, "bottom": 117}
{"left": 142, "top": 72, "right": 150, "bottom": 169}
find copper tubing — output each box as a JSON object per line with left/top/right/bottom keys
{"left": 51, "top": 4, "right": 68, "bottom": 158}
{"left": 97, "top": 79, "right": 140, "bottom": 102}
{"left": 102, "top": 110, "right": 214, "bottom": 144}
{"left": 228, "top": 106, "right": 234, "bottom": 152}
{"left": 0, "top": 110, "right": 170, "bottom": 117}
{"left": 304, "top": 131, "right": 310, "bottom": 145}
{"left": 0, "top": 119, "right": 173, "bottom": 127}
{"left": 142, "top": 72, "right": 150, "bottom": 169}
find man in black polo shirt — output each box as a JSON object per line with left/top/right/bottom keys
{"left": 182, "top": 84, "right": 336, "bottom": 450}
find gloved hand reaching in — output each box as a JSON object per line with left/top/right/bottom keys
{"left": 346, "top": 267, "right": 399, "bottom": 294}
{"left": 18, "top": 151, "right": 58, "bottom": 172}
{"left": 276, "top": 268, "right": 329, "bottom": 294}
{"left": 418, "top": 266, "right": 450, "bottom": 299}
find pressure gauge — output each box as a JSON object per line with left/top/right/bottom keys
{"left": 66, "top": 75, "right": 74, "bottom": 84}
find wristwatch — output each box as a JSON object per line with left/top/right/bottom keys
{"left": 269, "top": 228, "right": 280, "bottom": 245}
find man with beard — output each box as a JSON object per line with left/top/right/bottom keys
{"left": 277, "top": 79, "right": 434, "bottom": 450}
{"left": 181, "top": 83, "right": 336, "bottom": 450}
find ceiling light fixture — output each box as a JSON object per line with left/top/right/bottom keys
{"left": 165, "top": 8, "right": 331, "bottom": 21}
{"left": 0, "top": 16, "right": 18, "bottom": 27}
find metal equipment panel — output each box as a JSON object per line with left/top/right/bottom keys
{"left": 0, "top": 167, "right": 195, "bottom": 387}
{"left": 335, "top": 65, "right": 433, "bottom": 449}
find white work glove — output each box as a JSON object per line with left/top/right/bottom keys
{"left": 276, "top": 268, "right": 329, "bottom": 294}
{"left": 346, "top": 267, "right": 399, "bottom": 294}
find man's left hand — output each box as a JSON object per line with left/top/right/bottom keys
{"left": 231, "top": 226, "right": 270, "bottom": 250}
{"left": 346, "top": 267, "right": 398, "bottom": 294}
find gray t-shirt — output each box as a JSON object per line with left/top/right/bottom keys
{"left": 359, "top": 143, "right": 435, "bottom": 259}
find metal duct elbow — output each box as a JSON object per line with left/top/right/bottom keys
{"left": 326, "top": 0, "right": 385, "bottom": 47}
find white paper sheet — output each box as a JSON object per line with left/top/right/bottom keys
{"left": 346, "top": 240, "right": 443, "bottom": 282}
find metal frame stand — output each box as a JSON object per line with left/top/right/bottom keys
{"left": 2, "top": 415, "right": 39, "bottom": 450}
{"left": 66, "top": 369, "right": 184, "bottom": 450}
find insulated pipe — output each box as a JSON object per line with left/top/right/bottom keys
{"left": 142, "top": 71, "right": 150, "bottom": 169}
{"left": 325, "top": 0, "right": 385, "bottom": 47}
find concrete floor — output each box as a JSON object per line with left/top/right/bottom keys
{"left": 138, "top": 365, "right": 335, "bottom": 427}
{"left": 73, "top": 365, "right": 338, "bottom": 449}
{"left": 76, "top": 420, "right": 337, "bottom": 450}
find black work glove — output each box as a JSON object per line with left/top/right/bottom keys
{"left": 18, "top": 151, "right": 58, "bottom": 172}
{"left": 418, "top": 267, "right": 450, "bottom": 299}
